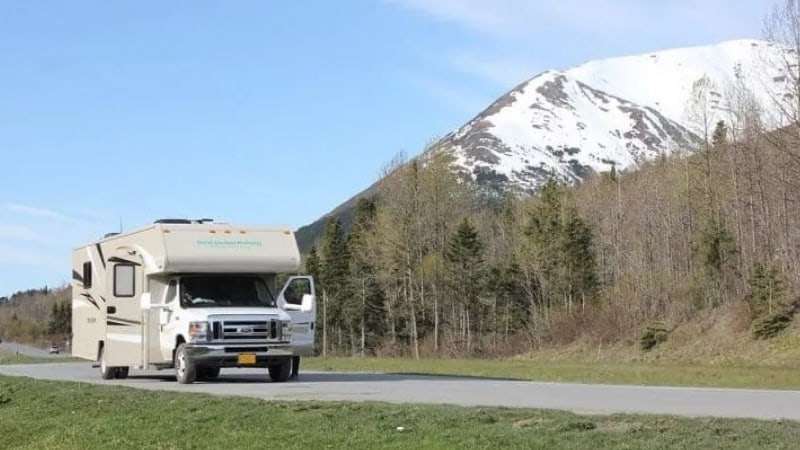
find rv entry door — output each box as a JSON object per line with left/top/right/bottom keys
{"left": 277, "top": 276, "right": 316, "bottom": 356}
{"left": 104, "top": 251, "right": 144, "bottom": 367}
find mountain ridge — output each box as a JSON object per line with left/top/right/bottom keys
{"left": 296, "top": 38, "right": 792, "bottom": 251}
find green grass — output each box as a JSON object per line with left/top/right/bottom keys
{"left": 0, "top": 352, "right": 81, "bottom": 365}
{"left": 303, "top": 357, "right": 800, "bottom": 391}
{"left": 0, "top": 375, "right": 798, "bottom": 449}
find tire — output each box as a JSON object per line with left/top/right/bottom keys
{"left": 198, "top": 367, "right": 220, "bottom": 380}
{"left": 268, "top": 360, "right": 292, "bottom": 382}
{"left": 174, "top": 343, "right": 196, "bottom": 384}
{"left": 291, "top": 356, "right": 300, "bottom": 378}
{"left": 115, "top": 367, "right": 129, "bottom": 379}
{"left": 98, "top": 346, "right": 116, "bottom": 380}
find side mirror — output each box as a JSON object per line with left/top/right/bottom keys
{"left": 300, "top": 294, "right": 314, "bottom": 313}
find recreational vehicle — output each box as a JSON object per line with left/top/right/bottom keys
{"left": 71, "top": 218, "right": 316, "bottom": 384}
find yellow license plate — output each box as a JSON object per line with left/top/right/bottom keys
{"left": 237, "top": 353, "right": 256, "bottom": 365}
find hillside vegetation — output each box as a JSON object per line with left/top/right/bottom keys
{"left": 8, "top": 120, "right": 800, "bottom": 367}
{"left": 0, "top": 286, "right": 71, "bottom": 347}
{"left": 296, "top": 1, "right": 800, "bottom": 363}
{"left": 303, "top": 110, "right": 800, "bottom": 363}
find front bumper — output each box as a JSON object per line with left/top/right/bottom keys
{"left": 184, "top": 342, "right": 293, "bottom": 368}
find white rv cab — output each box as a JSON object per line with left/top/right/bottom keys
{"left": 71, "top": 218, "right": 316, "bottom": 384}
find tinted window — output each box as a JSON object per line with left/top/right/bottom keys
{"left": 83, "top": 262, "right": 92, "bottom": 288}
{"left": 180, "top": 276, "right": 275, "bottom": 308}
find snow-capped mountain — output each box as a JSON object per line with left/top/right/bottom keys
{"left": 430, "top": 38, "right": 795, "bottom": 194}
{"left": 565, "top": 39, "right": 790, "bottom": 126}
{"left": 296, "top": 38, "right": 796, "bottom": 250}
{"left": 433, "top": 70, "right": 701, "bottom": 192}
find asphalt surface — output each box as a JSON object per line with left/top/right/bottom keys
{"left": 1, "top": 361, "right": 799, "bottom": 421}
{"left": 0, "top": 341, "right": 70, "bottom": 358}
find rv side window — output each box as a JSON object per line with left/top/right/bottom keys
{"left": 82, "top": 262, "right": 92, "bottom": 288}
{"left": 165, "top": 280, "right": 177, "bottom": 303}
{"left": 114, "top": 264, "right": 135, "bottom": 297}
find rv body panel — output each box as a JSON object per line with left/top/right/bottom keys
{"left": 70, "top": 248, "right": 106, "bottom": 361}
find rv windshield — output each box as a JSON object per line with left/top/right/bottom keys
{"left": 179, "top": 275, "right": 276, "bottom": 308}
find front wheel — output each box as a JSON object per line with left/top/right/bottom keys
{"left": 268, "top": 360, "right": 291, "bottom": 382}
{"left": 174, "top": 343, "right": 196, "bottom": 384}
{"left": 291, "top": 356, "right": 300, "bottom": 378}
{"left": 198, "top": 367, "right": 220, "bottom": 380}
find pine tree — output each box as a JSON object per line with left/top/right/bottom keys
{"left": 302, "top": 245, "right": 323, "bottom": 354}
{"left": 348, "top": 198, "right": 386, "bottom": 355}
{"left": 749, "top": 262, "right": 786, "bottom": 317}
{"left": 319, "top": 217, "right": 351, "bottom": 355}
{"left": 698, "top": 215, "right": 736, "bottom": 276}
{"left": 62, "top": 301, "right": 71, "bottom": 334}
{"left": 561, "top": 208, "right": 598, "bottom": 306}
{"left": 304, "top": 246, "right": 320, "bottom": 279}
{"left": 712, "top": 120, "right": 728, "bottom": 148}
{"left": 48, "top": 302, "right": 59, "bottom": 334}
{"left": 524, "top": 177, "right": 597, "bottom": 312}
{"left": 445, "top": 218, "right": 485, "bottom": 352}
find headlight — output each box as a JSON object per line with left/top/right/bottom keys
{"left": 281, "top": 321, "right": 293, "bottom": 340}
{"left": 188, "top": 321, "right": 208, "bottom": 342}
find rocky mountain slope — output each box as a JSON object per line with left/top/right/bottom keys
{"left": 297, "top": 38, "right": 795, "bottom": 250}
{"left": 432, "top": 70, "right": 700, "bottom": 193}
{"left": 433, "top": 39, "right": 793, "bottom": 194}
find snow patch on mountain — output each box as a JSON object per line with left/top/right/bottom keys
{"left": 437, "top": 71, "right": 700, "bottom": 192}
{"left": 565, "top": 39, "right": 793, "bottom": 127}
{"left": 431, "top": 39, "right": 795, "bottom": 194}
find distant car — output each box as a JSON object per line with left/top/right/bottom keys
{"left": 48, "top": 345, "right": 59, "bottom": 354}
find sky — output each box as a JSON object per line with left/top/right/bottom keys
{"left": 0, "top": 0, "right": 776, "bottom": 296}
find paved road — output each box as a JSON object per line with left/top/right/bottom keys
{"left": 0, "top": 341, "right": 70, "bottom": 358}
{"left": 1, "top": 362, "right": 799, "bottom": 421}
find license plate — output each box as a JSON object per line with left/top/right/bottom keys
{"left": 237, "top": 353, "right": 256, "bottom": 365}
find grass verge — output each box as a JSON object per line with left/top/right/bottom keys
{"left": 302, "top": 357, "right": 800, "bottom": 391}
{"left": 0, "top": 375, "right": 798, "bottom": 449}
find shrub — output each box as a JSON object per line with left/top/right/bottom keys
{"left": 751, "top": 312, "right": 792, "bottom": 340}
{"left": 640, "top": 321, "right": 668, "bottom": 351}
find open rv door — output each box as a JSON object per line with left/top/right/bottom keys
{"left": 277, "top": 276, "right": 316, "bottom": 356}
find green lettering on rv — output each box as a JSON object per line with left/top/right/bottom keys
{"left": 195, "top": 239, "right": 263, "bottom": 248}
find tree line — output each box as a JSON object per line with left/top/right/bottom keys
{"left": 0, "top": 285, "right": 71, "bottom": 345}
{"left": 304, "top": 150, "right": 600, "bottom": 357}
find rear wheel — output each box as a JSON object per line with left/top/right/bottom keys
{"left": 268, "top": 360, "right": 291, "bottom": 382}
{"left": 98, "top": 346, "right": 115, "bottom": 380}
{"left": 174, "top": 343, "right": 196, "bottom": 384}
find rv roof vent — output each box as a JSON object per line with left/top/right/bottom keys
{"left": 103, "top": 232, "right": 120, "bottom": 238}
{"left": 153, "top": 218, "right": 192, "bottom": 225}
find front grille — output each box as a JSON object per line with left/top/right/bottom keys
{"left": 207, "top": 316, "right": 282, "bottom": 342}
{"left": 223, "top": 321, "right": 273, "bottom": 340}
